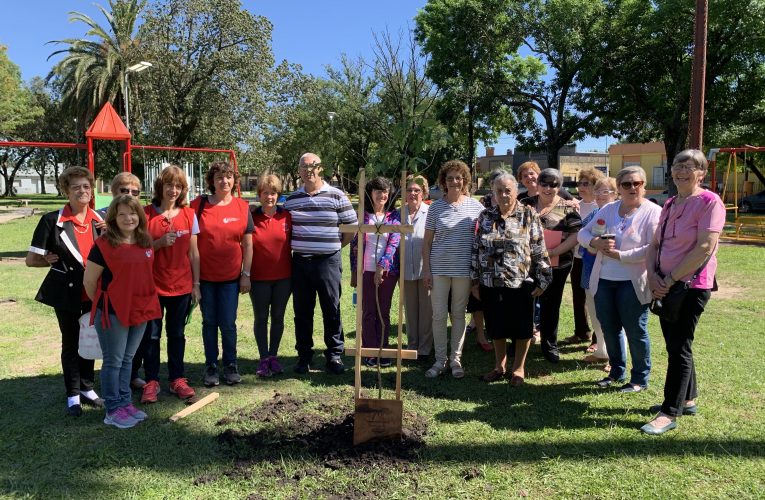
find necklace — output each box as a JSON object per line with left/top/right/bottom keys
{"left": 72, "top": 221, "right": 90, "bottom": 234}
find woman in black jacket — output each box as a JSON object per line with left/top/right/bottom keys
{"left": 26, "top": 166, "right": 105, "bottom": 416}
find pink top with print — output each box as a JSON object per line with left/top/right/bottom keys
{"left": 656, "top": 190, "right": 725, "bottom": 289}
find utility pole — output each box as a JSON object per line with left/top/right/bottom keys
{"left": 688, "top": 0, "right": 708, "bottom": 150}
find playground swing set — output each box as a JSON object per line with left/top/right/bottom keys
{"left": 0, "top": 102, "right": 241, "bottom": 206}
{"left": 709, "top": 146, "right": 765, "bottom": 242}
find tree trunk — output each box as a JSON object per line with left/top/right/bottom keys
{"left": 466, "top": 104, "right": 476, "bottom": 174}
{"left": 546, "top": 146, "right": 560, "bottom": 171}
{"left": 663, "top": 126, "right": 687, "bottom": 196}
{"left": 1, "top": 151, "right": 33, "bottom": 197}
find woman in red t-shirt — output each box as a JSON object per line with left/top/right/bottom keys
{"left": 249, "top": 175, "right": 292, "bottom": 378}
{"left": 191, "top": 161, "right": 253, "bottom": 387}
{"left": 84, "top": 195, "right": 161, "bottom": 429}
{"left": 139, "top": 165, "right": 201, "bottom": 404}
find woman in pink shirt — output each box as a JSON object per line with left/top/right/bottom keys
{"left": 641, "top": 149, "right": 725, "bottom": 435}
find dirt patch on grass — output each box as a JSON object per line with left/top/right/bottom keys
{"left": 713, "top": 283, "right": 749, "bottom": 300}
{"left": 198, "top": 389, "right": 427, "bottom": 494}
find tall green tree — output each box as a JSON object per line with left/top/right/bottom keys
{"left": 47, "top": 0, "right": 144, "bottom": 123}
{"left": 594, "top": 0, "right": 765, "bottom": 174}
{"left": 136, "top": 0, "right": 276, "bottom": 149}
{"left": 0, "top": 47, "right": 43, "bottom": 196}
{"left": 416, "top": 0, "right": 521, "bottom": 170}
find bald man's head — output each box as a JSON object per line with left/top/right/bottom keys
{"left": 299, "top": 153, "right": 321, "bottom": 168}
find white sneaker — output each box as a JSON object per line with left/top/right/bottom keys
{"left": 425, "top": 363, "right": 447, "bottom": 378}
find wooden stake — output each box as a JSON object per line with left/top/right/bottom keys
{"left": 169, "top": 392, "right": 219, "bottom": 422}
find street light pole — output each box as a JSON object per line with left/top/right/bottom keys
{"left": 328, "top": 111, "right": 337, "bottom": 188}
{"left": 124, "top": 61, "right": 153, "bottom": 130}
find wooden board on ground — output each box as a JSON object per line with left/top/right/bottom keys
{"left": 354, "top": 397, "right": 403, "bottom": 445}
{"left": 169, "top": 392, "right": 219, "bottom": 422}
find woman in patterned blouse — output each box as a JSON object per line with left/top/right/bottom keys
{"left": 471, "top": 171, "right": 553, "bottom": 386}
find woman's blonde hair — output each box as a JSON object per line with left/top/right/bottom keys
{"left": 257, "top": 174, "right": 283, "bottom": 196}
{"left": 594, "top": 177, "right": 618, "bottom": 193}
{"left": 405, "top": 174, "right": 429, "bottom": 198}
{"left": 437, "top": 160, "right": 471, "bottom": 194}
{"left": 102, "top": 195, "right": 152, "bottom": 248}
{"left": 110, "top": 172, "right": 141, "bottom": 196}
{"left": 152, "top": 164, "right": 189, "bottom": 208}
{"left": 516, "top": 161, "right": 541, "bottom": 182}
{"left": 578, "top": 166, "right": 605, "bottom": 185}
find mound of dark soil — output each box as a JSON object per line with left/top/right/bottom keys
{"left": 205, "top": 389, "right": 427, "bottom": 486}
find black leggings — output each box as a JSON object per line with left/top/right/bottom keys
{"left": 55, "top": 305, "right": 95, "bottom": 397}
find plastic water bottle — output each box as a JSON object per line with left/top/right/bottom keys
{"left": 352, "top": 289, "right": 357, "bottom": 307}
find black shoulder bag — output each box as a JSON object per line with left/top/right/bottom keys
{"left": 649, "top": 197, "right": 712, "bottom": 323}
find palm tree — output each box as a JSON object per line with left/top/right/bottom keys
{"left": 47, "top": 0, "right": 144, "bottom": 123}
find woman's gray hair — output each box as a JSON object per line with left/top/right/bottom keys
{"left": 673, "top": 149, "right": 708, "bottom": 173}
{"left": 491, "top": 171, "right": 518, "bottom": 193}
{"left": 615, "top": 166, "right": 647, "bottom": 185}
{"left": 538, "top": 168, "right": 563, "bottom": 186}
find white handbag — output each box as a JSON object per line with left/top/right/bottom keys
{"left": 78, "top": 313, "right": 103, "bottom": 360}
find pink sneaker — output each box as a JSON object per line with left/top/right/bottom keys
{"left": 104, "top": 407, "right": 138, "bottom": 429}
{"left": 268, "top": 356, "right": 283, "bottom": 375}
{"left": 124, "top": 403, "right": 147, "bottom": 421}
{"left": 256, "top": 358, "right": 272, "bottom": 378}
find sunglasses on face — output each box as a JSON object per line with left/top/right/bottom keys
{"left": 539, "top": 182, "right": 559, "bottom": 189}
{"left": 620, "top": 181, "right": 644, "bottom": 190}
{"left": 119, "top": 188, "right": 141, "bottom": 197}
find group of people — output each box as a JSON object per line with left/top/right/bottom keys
{"left": 28, "top": 149, "right": 723, "bottom": 435}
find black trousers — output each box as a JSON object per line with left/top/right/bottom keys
{"left": 659, "top": 288, "right": 710, "bottom": 417}
{"left": 292, "top": 252, "right": 345, "bottom": 362}
{"left": 570, "top": 258, "right": 591, "bottom": 339}
{"left": 54, "top": 305, "right": 95, "bottom": 397}
{"left": 538, "top": 266, "right": 571, "bottom": 354}
{"left": 142, "top": 294, "right": 192, "bottom": 382}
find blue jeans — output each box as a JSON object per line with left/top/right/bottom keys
{"left": 200, "top": 280, "right": 239, "bottom": 367}
{"left": 594, "top": 279, "right": 651, "bottom": 387}
{"left": 292, "top": 252, "right": 344, "bottom": 363}
{"left": 94, "top": 310, "right": 146, "bottom": 412}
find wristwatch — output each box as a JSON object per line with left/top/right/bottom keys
{"left": 241, "top": 270, "right": 251, "bottom": 277}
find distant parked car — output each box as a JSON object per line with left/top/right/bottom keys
{"left": 739, "top": 190, "right": 765, "bottom": 213}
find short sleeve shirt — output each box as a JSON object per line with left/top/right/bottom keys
{"left": 523, "top": 196, "right": 582, "bottom": 269}
{"left": 657, "top": 190, "right": 725, "bottom": 289}
{"left": 284, "top": 183, "right": 356, "bottom": 255}
{"left": 425, "top": 197, "right": 485, "bottom": 277}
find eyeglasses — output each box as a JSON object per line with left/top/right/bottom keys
{"left": 119, "top": 188, "right": 141, "bottom": 197}
{"left": 671, "top": 163, "right": 699, "bottom": 172}
{"left": 577, "top": 181, "right": 590, "bottom": 187}
{"left": 619, "top": 181, "right": 644, "bottom": 190}
{"left": 299, "top": 162, "right": 322, "bottom": 171}
{"left": 595, "top": 189, "right": 616, "bottom": 195}
{"left": 446, "top": 176, "right": 464, "bottom": 183}
{"left": 539, "top": 182, "right": 559, "bottom": 189}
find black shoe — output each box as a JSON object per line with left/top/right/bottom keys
{"left": 66, "top": 404, "right": 82, "bottom": 417}
{"left": 223, "top": 364, "right": 241, "bottom": 385}
{"left": 293, "top": 359, "right": 311, "bottom": 374}
{"left": 326, "top": 358, "right": 346, "bottom": 375}
{"left": 80, "top": 394, "right": 105, "bottom": 408}
{"left": 543, "top": 350, "right": 560, "bottom": 364}
{"left": 203, "top": 365, "right": 220, "bottom": 387}
{"left": 379, "top": 358, "right": 392, "bottom": 368}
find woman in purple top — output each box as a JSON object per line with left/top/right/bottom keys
{"left": 350, "top": 176, "right": 400, "bottom": 367}
{"left": 642, "top": 149, "right": 725, "bottom": 435}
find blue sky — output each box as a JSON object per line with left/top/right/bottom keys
{"left": 1, "top": 0, "right": 609, "bottom": 155}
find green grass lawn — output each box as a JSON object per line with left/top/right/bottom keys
{"left": 0, "top": 197, "right": 764, "bottom": 498}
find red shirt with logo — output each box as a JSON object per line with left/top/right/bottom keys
{"left": 251, "top": 206, "right": 292, "bottom": 281}
{"left": 88, "top": 238, "right": 161, "bottom": 327}
{"left": 145, "top": 205, "right": 199, "bottom": 296}
{"left": 190, "top": 195, "right": 254, "bottom": 282}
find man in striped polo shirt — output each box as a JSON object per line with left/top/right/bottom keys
{"left": 284, "top": 153, "right": 357, "bottom": 375}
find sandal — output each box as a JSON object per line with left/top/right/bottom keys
{"left": 480, "top": 369, "right": 505, "bottom": 382}
{"left": 451, "top": 363, "right": 465, "bottom": 379}
{"left": 585, "top": 344, "right": 597, "bottom": 353}
{"left": 509, "top": 375, "right": 524, "bottom": 387}
{"left": 425, "top": 364, "right": 447, "bottom": 378}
